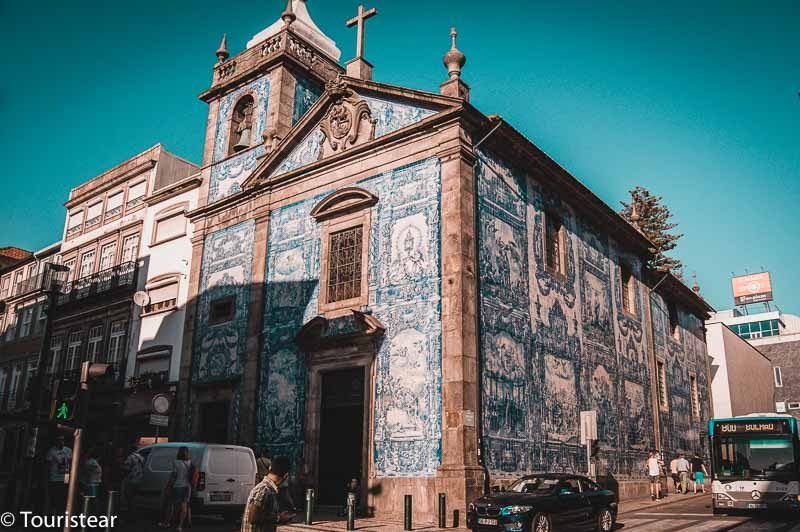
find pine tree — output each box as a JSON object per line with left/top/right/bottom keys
{"left": 620, "top": 186, "right": 684, "bottom": 273}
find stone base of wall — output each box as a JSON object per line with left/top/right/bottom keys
{"left": 366, "top": 466, "right": 485, "bottom": 524}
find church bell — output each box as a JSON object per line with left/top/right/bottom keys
{"left": 233, "top": 127, "right": 252, "bottom": 152}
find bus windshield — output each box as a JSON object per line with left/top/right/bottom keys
{"left": 715, "top": 435, "right": 796, "bottom": 481}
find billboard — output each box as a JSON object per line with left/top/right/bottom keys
{"left": 732, "top": 272, "right": 773, "bottom": 306}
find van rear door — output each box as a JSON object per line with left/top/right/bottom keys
{"left": 204, "top": 446, "right": 252, "bottom": 506}
{"left": 138, "top": 447, "right": 177, "bottom": 511}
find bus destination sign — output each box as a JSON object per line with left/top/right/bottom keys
{"left": 715, "top": 419, "right": 790, "bottom": 435}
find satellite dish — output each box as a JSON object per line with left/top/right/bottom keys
{"left": 133, "top": 291, "right": 150, "bottom": 307}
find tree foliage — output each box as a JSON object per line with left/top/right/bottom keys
{"left": 620, "top": 186, "right": 683, "bottom": 273}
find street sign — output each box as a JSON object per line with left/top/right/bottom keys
{"left": 580, "top": 410, "right": 598, "bottom": 445}
{"left": 150, "top": 414, "right": 169, "bottom": 427}
{"left": 152, "top": 393, "right": 171, "bottom": 415}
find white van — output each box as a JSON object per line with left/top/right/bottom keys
{"left": 132, "top": 443, "right": 256, "bottom": 521}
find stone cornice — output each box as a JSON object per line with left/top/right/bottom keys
{"left": 145, "top": 175, "right": 203, "bottom": 206}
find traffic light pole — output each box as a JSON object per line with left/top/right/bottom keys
{"left": 63, "top": 361, "right": 91, "bottom": 532}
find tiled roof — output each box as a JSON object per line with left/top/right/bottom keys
{"left": 0, "top": 246, "right": 32, "bottom": 260}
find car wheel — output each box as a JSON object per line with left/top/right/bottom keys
{"left": 531, "top": 512, "right": 552, "bottom": 532}
{"left": 596, "top": 508, "right": 614, "bottom": 532}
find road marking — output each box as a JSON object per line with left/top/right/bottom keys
{"left": 683, "top": 520, "right": 743, "bottom": 531}
{"left": 615, "top": 518, "right": 659, "bottom": 529}
{"left": 633, "top": 513, "right": 719, "bottom": 517}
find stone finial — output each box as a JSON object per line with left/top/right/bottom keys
{"left": 630, "top": 195, "right": 642, "bottom": 227}
{"left": 692, "top": 272, "right": 701, "bottom": 294}
{"left": 443, "top": 27, "right": 466, "bottom": 80}
{"left": 281, "top": 0, "right": 296, "bottom": 28}
{"left": 216, "top": 33, "right": 230, "bottom": 64}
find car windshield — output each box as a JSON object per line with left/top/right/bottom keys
{"left": 508, "top": 477, "right": 560, "bottom": 494}
{"left": 715, "top": 436, "right": 797, "bottom": 481}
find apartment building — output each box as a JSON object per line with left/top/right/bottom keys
{"left": 50, "top": 144, "right": 197, "bottom": 446}
{"left": 0, "top": 242, "right": 63, "bottom": 508}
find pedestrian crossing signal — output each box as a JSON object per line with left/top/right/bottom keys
{"left": 54, "top": 399, "right": 75, "bottom": 421}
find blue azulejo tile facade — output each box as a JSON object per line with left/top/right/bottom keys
{"left": 476, "top": 147, "right": 692, "bottom": 480}
{"left": 257, "top": 157, "right": 443, "bottom": 477}
{"left": 191, "top": 219, "right": 257, "bottom": 439}
{"left": 293, "top": 76, "right": 322, "bottom": 126}
{"left": 208, "top": 75, "right": 271, "bottom": 204}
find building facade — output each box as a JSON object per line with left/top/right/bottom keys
{"left": 173, "top": 0, "right": 714, "bottom": 519}
{"left": 51, "top": 144, "right": 198, "bottom": 446}
{"left": 0, "top": 242, "right": 63, "bottom": 508}
{"left": 708, "top": 309, "right": 800, "bottom": 419}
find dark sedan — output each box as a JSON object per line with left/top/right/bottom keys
{"left": 467, "top": 474, "right": 617, "bottom": 532}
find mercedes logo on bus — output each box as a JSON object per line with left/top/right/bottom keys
{"left": 751, "top": 490, "right": 762, "bottom": 500}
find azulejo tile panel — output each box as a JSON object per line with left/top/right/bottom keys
{"left": 293, "top": 76, "right": 322, "bottom": 126}
{"left": 271, "top": 95, "right": 436, "bottom": 178}
{"left": 208, "top": 75, "right": 271, "bottom": 203}
{"left": 477, "top": 148, "right": 673, "bottom": 480}
{"left": 192, "top": 219, "right": 256, "bottom": 439}
{"left": 257, "top": 157, "right": 442, "bottom": 476}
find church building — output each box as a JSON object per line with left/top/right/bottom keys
{"left": 175, "top": 0, "right": 713, "bottom": 519}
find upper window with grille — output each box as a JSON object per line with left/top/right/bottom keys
{"left": 326, "top": 226, "right": 363, "bottom": 304}
{"left": 544, "top": 211, "right": 565, "bottom": 276}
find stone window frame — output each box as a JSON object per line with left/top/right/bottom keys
{"left": 774, "top": 366, "right": 783, "bottom": 388}
{"left": 311, "top": 188, "right": 377, "bottom": 317}
{"left": 226, "top": 92, "right": 258, "bottom": 156}
{"left": 543, "top": 209, "right": 567, "bottom": 278}
{"left": 150, "top": 202, "right": 189, "bottom": 247}
{"left": 142, "top": 273, "right": 181, "bottom": 316}
{"left": 656, "top": 357, "right": 669, "bottom": 412}
{"left": 619, "top": 261, "right": 636, "bottom": 318}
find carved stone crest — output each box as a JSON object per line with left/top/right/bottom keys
{"left": 319, "top": 77, "right": 376, "bottom": 155}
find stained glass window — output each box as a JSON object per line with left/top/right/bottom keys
{"left": 327, "top": 226, "right": 363, "bottom": 303}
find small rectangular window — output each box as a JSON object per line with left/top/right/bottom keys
{"left": 67, "top": 211, "right": 83, "bottom": 237}
{"left": 657, "top": 360, "right": 668, "bottom": 410}
{"left": 209, "top": 296, "right": 236, "bottom": 325}
{"left": 86, "top": 201, "right": 103, "bottom": 228}
{"left": 86, "top": 325, "right": 104, "bottom": 363}
{"left": 326, "top": 226, "right": 363, "bottom": 303}
{"left": 154, "top": 211, "right": 187, "bottom": 244}
{"left": 19, "top": 307, "right": 34, "bottom": 338}
{"left": 126, "top": 181, "right": 147, "bottom": 209}
{"left": 620, "top": 263, "right": 635, "bottom": 314}
{"left": 774, "top": 366, "right": 783, "bottom": 388}
{"left": 106, "top": 191, "right": 124, "bottom": 218}
{"left": 544, "top": 212, "right": 564, "bottom": 275}
{"left": 668, "top": 302, "right": 680, "bottom": 340}
{"left": 144, "top": 281, "right": 179, "bottom": 314}
{"left": 107, "top": 320, "right": 128, "bottom": 366}
{"left": 78, "top": 250, "right": 96, "bottom": 279}
{"left": 99, "top": 243, "right": 117, "bottom": 271}
{"left": 121, "top": 235, "right": 140, "bottom": 264}
{"left": 49, "top": 335, "right": 63, "bottom": 374}
{"left": 788, "top": 402, "right": 800, "bottom": 411}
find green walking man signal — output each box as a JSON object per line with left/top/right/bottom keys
{"left": 55, "top": 401, "right": 72, "bottom": 420}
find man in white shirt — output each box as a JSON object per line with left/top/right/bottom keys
{"left": 645, "top": 449, "right": 662, "bottom": 501}
{"left": 669, "top": 456, "right": 681, "bottom": 494}
{"left": 676, "top": 454, "right": 691, "bottom": 494}
{"left": 45, "top": 435, "right": 72, "bottom": 516}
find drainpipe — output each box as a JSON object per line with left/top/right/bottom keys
{"left": 471, "top": 116, "right": 503, "bottom": 494}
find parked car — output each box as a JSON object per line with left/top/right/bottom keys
{"left": 131, "top": 442, "right": 257, "bottom": 521}
{"left": 467, "top": 474, "right": 617, "bottom": 532}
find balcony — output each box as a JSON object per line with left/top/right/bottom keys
{"left": 57, "top": 261, "right": 137, "bottom": 307}
{"left": 9, "top": 263, "right": 69, "bottom": 301}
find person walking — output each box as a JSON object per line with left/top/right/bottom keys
{"left": 241, "top": 456, "right": 293, "bottom": 532}
{"left": 691, "top": 454, "right": 708, "bottom": 493}
{"left": 256, "top": 448, "right": 271, "bottom": 482}
{"left": 676, "top": 453, "right": 691, "bottom": 495}
{"left": 83, "top": 447, "right": 103, "bottom": 498}
{"left": 669, "top": 455, "right": 681, "bottom": 494}
{"left": 160, "top": 446, "right": 193, "bottom": 531}
{"left": 121, "top": 446, "right": 145, "bottom": 513}
{"left": 645, "top": 450, "right": 662, "bottom": 501}
{"left": 45, "top": 435, "right": 72, "bottom": 517}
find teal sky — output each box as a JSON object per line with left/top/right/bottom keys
{"left": 1, "top": 0, "right": 798, "bottom": 315}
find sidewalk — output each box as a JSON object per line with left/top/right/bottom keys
{"left": 281, "top": 517, "right": 469, "bottom": 532}
{"left": 618, "top": 491, "right": 709, "bottom": 515}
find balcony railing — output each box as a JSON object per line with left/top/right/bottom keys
{"left": 57, "top": 261, "right": 137, "bottom": 306}
{"left": 10, "top": 263, "right": 69, "bottom": 300}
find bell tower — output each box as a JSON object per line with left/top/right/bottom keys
{"left": 197, "top": 0, "right": 344, "bottom": 206}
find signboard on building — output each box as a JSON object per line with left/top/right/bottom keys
{"left": 732, "top": 272, "right": 773, "bottom": 306}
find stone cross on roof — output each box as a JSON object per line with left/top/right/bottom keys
{"left": 346, "top": 4, "right": 377, "bottom": 60}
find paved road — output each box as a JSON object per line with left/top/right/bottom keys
{"left": 618, "top": 493, "right": 800, "bottom": 531}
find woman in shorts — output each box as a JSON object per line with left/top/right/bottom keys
{"left": 691, "top": 454, "right": 708, "bottom": 494}
{"left": 159, "top": 447, "right": 192, "bottom": 531}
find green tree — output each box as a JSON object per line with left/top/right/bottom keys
{"left": 620, "top": 186, "right": 683, "bottom": 273}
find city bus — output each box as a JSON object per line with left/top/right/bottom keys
{"left": 709, "top": 414, "right": 800, "bottom": 514}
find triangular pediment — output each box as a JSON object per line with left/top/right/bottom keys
{"left": 242, "top": 76, "right": 458, "bottom": 188}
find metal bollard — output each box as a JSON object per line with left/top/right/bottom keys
{"left": 80, "top": 495, "right": 95, "bottom": 532}
{"left": 305, "top": 488, "right": 315, "bottom": 525}
{"left": 346, "top": 492, "right": 356, "bottom": 531}
{"left": 105, "top": 491, "right": 118, "bottom": 532}
{"left": 452, "top": 509, "right": 459, "bottom": 529}
{"left": 438, "top": 493, "right": 446, "bottom": 528}
{"left": 403, "top": 494, "right": 412, "bottom": 530}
